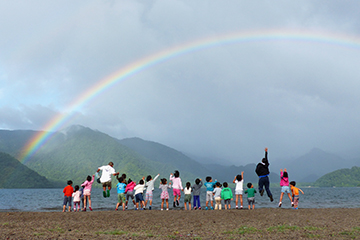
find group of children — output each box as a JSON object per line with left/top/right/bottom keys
{"left": 62, "top": 166, "right": 304, "bottom": 212}
{"left": 62, "top": 174, "right": 95, "bottom": 212}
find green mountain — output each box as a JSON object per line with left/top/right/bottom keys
{"left": 0, "top": 152, "right": 52, "bottom": 188}
{"left": 119, "top": 137, "right": 210, "bottom": 179}
{"left": 314, "top": 166, "right": 360, "bottom": 187}
{"left": 0, "top": 125, "right": 203, "bottom": 187}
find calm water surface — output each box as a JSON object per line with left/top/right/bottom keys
{"left": 0, "top": 187, "right": 359, "bottom": 212}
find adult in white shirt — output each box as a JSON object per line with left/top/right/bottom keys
{"left": 97, "top": 162, "right": 119, "bottom": 198}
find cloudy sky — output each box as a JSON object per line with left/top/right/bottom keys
{"left": 1, "top": 1, "right": 360, "bottom": 164}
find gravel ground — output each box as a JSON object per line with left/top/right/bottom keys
{"left": 1, "top": 208, "right": 360, "bottom": 239}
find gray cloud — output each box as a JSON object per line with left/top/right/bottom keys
{"left": 1, "top": 1, "right": 360, "bottom": 163}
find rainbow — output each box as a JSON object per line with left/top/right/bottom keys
{"left": 19, "top": 29, "right": 360, "bottom": 163}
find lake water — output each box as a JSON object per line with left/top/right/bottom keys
{"left": 0, "top": 187, "right": 359, "bottom": 212}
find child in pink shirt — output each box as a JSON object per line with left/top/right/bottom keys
{"left": 170, "top": 170, "right": 183, "bottom": 208}
{"left": 278, "top": 169, "right": 293, "bottom": 207}
{"left": 125, "top": 179, "right": 137, "bottom": 209}
{"left": 81, "top": 175, "right": 95, "bottom": 211}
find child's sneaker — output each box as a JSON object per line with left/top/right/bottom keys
{"left": 176, "top": 200, "right": 179, "bottom": 206}
{"left": 89, "top": 207, "right": 93, "bottom": 211}
{"left": 173, "top": 202, "right": 176, "bottom": 208}
{"left": 166, "top": 208, "right": 169, "bottom": 211}
{"left": 125, "top": 206, "right": 128, "bottom": 210}
{"left": 149, "top": 206, "right": 152, "bottom": 210}
{"left": 291, "top": 202, "right": 294, "bottom": 207}
{"left": 210, "top": 207, "right": 214, "bottom": 210}
{"left": 83, "top": 208, "right": 86, "bottom": 211}
{"left": 240, "top": 206, "right": 243, "bottom": 209}
{"left": 115, "top": 208, "right": 118, "bottom": 211}
{"left": 134, "top": 205, "right": 137, "bottom": 209}
{"left": 236, "top": 205, "right": 238, "bottom": 209}
{"left": 278, "top": 202, "right": 282, "bottom": 207}
{"left": 198, "top": 207, "right": 201, "bottom": 210}
{"left": 270, "top": 195, "right": 274, "bottom": 202}
{"left": 103, "top": 191, "right": 107, "bottom": 198}
{"left": 194, "top": 207, "right": 197, "bottom": 210}
{"left": 106, "top": 189, "right": 110, "bottom": 197}
{"left": 260, "top": 189, "right": 264, "bottom": 196}
{"left": 205, "top": 207, "right": 208, "bottom": 210}
{"left": 161, "top": 209, "right": 164, "bottom": 211}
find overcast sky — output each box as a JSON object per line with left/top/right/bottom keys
{"left": 1, "top": 1, "right": 360, "bottom": 164}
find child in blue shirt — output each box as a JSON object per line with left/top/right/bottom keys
{"left": 204, "top": 176, "right": 217, "bottom": 210}
{"left": 115, "top": 177, "right": 127, "bottom": 211}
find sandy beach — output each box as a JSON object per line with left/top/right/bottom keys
{"left": 1, "top": 208, "right": 360, "bottom": 239}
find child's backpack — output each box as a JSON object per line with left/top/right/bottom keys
{"left": 95, "top": 172, "right": 101, "bottom": 184}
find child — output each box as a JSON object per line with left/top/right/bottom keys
{"left": 204, "top": 176, "right": 217, "bottom": 210}
{"left": 145, "top": 173, "right": 160, "bottom": 210}
{"left": 244, "top": 182, "right": 257, "bottom": 210}
{"left": 192, "top": 178, "right": 203, "bottom": 210}
{"left": 81, "top": 175, "right": 95, "bottom": 211}
{"left": 213, "top": 182, "right": 222, "bottom": 210}
{"left": 62, "top": 180, "right": 73, "bottom": 212}
{"left": 290, "top": 181, "right": 304, "bottom": 209}
{"left": 233, "top": 171, "right": 244, "bottom": 209}
{"left": 125, "top": 179, "right": 137, "bottom": 210}
{"left": 159, "top": 178, "right": 171, "bottom": 211}
{"left": 184, "top": 182, "right": 192, "bottom": 210}
{"left": 134, "top": 177, "right": 146, "bottom": 210}
{"left": 96, "top": 162, "right": 119, "bottom": 198}
{"left": 221, "top": 182, "right": 233, "bottom": 210}
{"left": 278, "top": 169, "right": 293, "bottom": 207}
{"left": 116, "top": 177, "right": 127, "bottom": 211}
{"left": 255, "top": 148, "right": 273, "bottom": 202}
{"left": 170, "top": 170, "right": 183, "bottom": 208}
{"left": 72, "top": 185, "right": 81, "bottom": 212}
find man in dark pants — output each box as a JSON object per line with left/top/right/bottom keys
{"left": 255, "top": 148, "right": 273, "bottom": 202}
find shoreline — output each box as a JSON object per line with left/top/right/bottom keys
{"left": 1, "top": 208, "right": 360, "bottom": 239}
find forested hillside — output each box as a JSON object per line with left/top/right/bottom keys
{"left": 0, "top": 152, "right": 52, "bottom": 188}
{"left": 314, "top": 166, "right": 360, "bottom": 187}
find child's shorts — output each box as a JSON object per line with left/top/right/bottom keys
{"left": 224, "top": 199, "right": 231, "bottom": 205}
{"left": 118, "top": 193, "right": 126, "bottom": 204}
{"left": 102, "top": 181, "right": 112, "bottom": 188}
{"left": 63, "top": 196, "right": 72, "bottom": 207}
{"left": 84, "top": 189, "right": 91, "bottom": 196}
{"left": 235, "top": 190, "right": 243, "bottom": 195}
{"left": 206, "top": 191, "right": 213, "bottom": 202}
{"left": 161, "top": 191, "right": 169, "bottom": 200}
{"left": 173, "top": 188, "right": 181, "bottom": 197}
{"left": 145, "top": 191, "right": 153, "bottom": 201}
{"left": 126, "top": 190, "right": 134, "bottom": 200}
{"left": 248, "top": 197, "right": 255, "bottom": 205}
{"left": 281, "top": 186, "right": 291, "bottom": 193}
{"left": 293, "top": 195, "right": 299, "bottom": 205}
{"left": 184, "top": 194, "right": 191, "bottom": 203}
{"left": 135, "top": 193, "right": 144, "bottom": 203}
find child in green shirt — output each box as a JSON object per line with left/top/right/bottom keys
{"left": 244, "top": 182, "right": 257, "bottom": 210}
{"left": 221, "top": 182, "right": 233, "bottom": 210}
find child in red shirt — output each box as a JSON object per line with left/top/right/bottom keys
{"left": 63, "top": 180, "right": 74, "bottom": 212}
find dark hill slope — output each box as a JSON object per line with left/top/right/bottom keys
{"left": 0, "top": 152, "right": 52, "bottom": 188}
